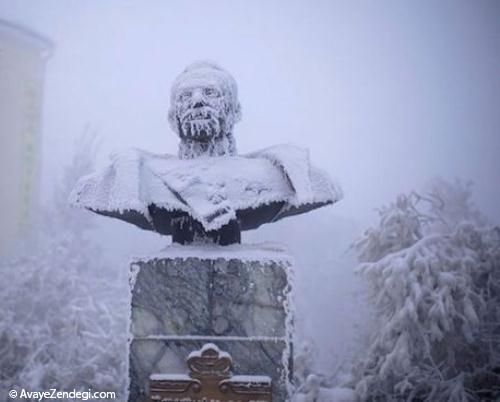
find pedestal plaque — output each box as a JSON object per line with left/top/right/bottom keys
{"left": 149, "top": 343, "right": 272, "bottom": 402}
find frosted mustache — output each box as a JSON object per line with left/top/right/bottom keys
{"left": 181, "top": 106, "right": 217, "bottom": 122}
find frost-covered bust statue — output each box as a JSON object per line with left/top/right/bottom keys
{"left": 71, "top": 61, "right": 342, "bottom": 245}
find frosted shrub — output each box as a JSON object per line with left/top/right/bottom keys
{"left": 353, "top": 179, "right": 500, "bottom": 401}
{"left": 0, "top": 135, "right": 128, "bottom": 401}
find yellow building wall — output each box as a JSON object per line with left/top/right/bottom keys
{"left": 0, "top": 21, "right": 52, "bottom": 254}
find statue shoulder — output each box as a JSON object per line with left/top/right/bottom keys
{"left": 70, "top": 147, "right": 181, "bottom": 217}
{"left": 245, "top": 143, "right": 342, "bottom": 206}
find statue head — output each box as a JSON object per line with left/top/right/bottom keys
{"left": 168, "top": 61, "right": 242, "bottom": 158}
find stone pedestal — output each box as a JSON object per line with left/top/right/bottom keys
{"left": 127, "top": 244, "right": 293, "bottom": 402}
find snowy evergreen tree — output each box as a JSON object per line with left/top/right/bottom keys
{"left": 352, "top": 179, "right": 500, "bottom": 401}
{"left": 0, "top": 133, "right": 128, "bottom": 401}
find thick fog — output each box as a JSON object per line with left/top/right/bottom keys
{"left": 2, "top": 0, "right": 500, "bottom": 374}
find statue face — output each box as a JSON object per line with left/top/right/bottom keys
{"left": 173, "top": 77, "right": 229, "bottom": 142}
{"left": 169, "top": 63, "right": 241, "bottom": 144}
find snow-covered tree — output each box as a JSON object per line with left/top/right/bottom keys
{"left": 292, "top": 340, "right": 357, "bottom": 402}
{"left": 0, "top": 132, "right": 128, "bottom": 401}
{"left": 352, "top": 179, "right": 500, "bottom": 401}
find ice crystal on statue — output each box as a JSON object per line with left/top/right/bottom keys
{"left": 168, "top": 61, "right": 241, "bottom": 159}
{"left": 351, "top": 179, "right": 500, "bottom": 401}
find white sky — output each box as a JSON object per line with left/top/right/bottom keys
{"left": 2, "top": 0, "right": 500, "bottom": 369}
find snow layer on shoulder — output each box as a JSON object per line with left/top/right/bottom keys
{"left": 248, "top": 143, "right": 342, "bottom": 206}
{"left": 69, "top": 149, "right": 185, "bottom": 220}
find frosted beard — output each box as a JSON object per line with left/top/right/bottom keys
{"left": 174, "top": 94, "right": 237, "bottom": 159}
{"left": 179, "top": 105, "right": 223, "bottom": 142}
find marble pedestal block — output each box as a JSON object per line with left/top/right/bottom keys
{"left": 128, "top": 244, "right": 293, "bottom": 402}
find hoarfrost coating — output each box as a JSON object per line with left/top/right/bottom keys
{"left": 168, "top": 61, "right": 241, "bottom": 159}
